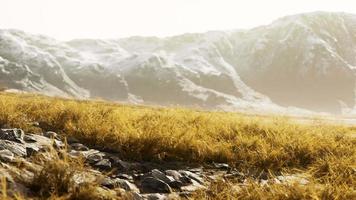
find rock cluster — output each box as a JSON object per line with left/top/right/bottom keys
{"left": 0, "top": 128, "right": 309, "bottom": 199}
{"left": 0, "top": 128, "right": 231, "bottom": 199}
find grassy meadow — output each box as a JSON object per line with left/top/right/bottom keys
{"left": 0, "top": 92, "right": 355, "bottom": 199}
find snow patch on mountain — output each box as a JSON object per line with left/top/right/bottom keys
{"left": 1, "top": 12, "right": 356, "bottom": 115}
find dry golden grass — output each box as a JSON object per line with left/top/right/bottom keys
{"left": 0, "top": 92, "right": 355, "bottom": 199}
{"left": 30, "top": 157, "right": 79, "bottom": 197}
{"left": 23, "top": 147, "right": 120, "bottom": 200}
{"left": 191, "top": 179, "right": 355, "bottom": 200}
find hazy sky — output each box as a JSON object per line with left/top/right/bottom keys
{"left": 1, "top": 0, "right": 355, "bottom": 40}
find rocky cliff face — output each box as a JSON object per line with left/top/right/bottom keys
{"left": 1, "top": 12, "right": 355, "bottom": 114}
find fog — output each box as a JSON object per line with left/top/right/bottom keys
{"left": 1, "top": 0, "right": 355, "bottom": 40}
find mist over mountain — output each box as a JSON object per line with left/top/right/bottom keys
{"left": 0, "top": 12, "right": 355, "bottom": 114}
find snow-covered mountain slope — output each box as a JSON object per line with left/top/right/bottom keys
{"left": 0, "top": 12, "right": 355, "bottom": 114}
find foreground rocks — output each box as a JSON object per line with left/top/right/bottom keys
{"left": 0, "top": 127, "right": 310, "bottom": 199}
{"left": 0, "top": 128, "right": 222, "bottom": 199}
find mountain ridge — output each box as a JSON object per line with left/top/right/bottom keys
{"left": 1, "top": 11, "right": 355, "bottom": 114}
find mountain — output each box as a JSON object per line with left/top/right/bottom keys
{"left": 0, "top": 12, "right": 355, "bottom": 114}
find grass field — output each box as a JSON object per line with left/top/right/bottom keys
{"left": 0, "top": 92, "right": 355, "bottom": 199}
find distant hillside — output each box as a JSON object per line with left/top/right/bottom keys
{"left": 1, "top": 12, "right": 355, "bottom": 114}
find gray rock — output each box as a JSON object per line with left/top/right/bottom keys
{"left": 167, "top": 176, "right": 192, "bottom": 188}
{"left": 213, "top": 163, "right": 230, "bottom": 170}
{"left": 0, "top": 140, "right": 27, "bottom": 157}
{"left": 0, "top": 149, "right": 14, "bottom": 162}
{"left": 110, "top": 156, "right": 136, "bottom": 171}
{"left": 151, "top": 169, "right": 175, "bottom": 183}
{"left": 24, "top": 134, "right": 64, "bottom": 152}
{"left": 82, "top": 150, "right": 105, "bottom": 163}
{"left": 70, "top": 143, "right": 89, "bottom": 151}
{"left": 142, "top": 193, "right": 167, "bottom": 200}
{"left": 224, "top": 171, "right": 245, "bottom": 182}
{"left": 167, "top": 180, "right": 184, "bottom": 189}
{"left": 25, "top": 146, "right": 40, "bottom": 156}
{"left": 53, "top": 139, "right": 64, "bottom": 149}
{"left": 0, "top": 128, "right": 24, "bottom": 143}
{"left": 101, "top": 177, "right": 118, "bottom": 188}
{"left": 165, "top": 170, "right": 192, "bottom": 187}
{"left": 43, "top": 131, "right": 58, "bottom": 139}
{"left": 117, "top": 179, "right": 139, "bottom": 192}
{"left": 179, "top": 170, "right": 204, "bottom": 184}
{"left": 276, "top": 174, "right": 309, "bottom": 185}
{"left": 141, "top": 177, "right": 172, "bottom": 193}
{"left": 116, "top": 173, "right": 133, "bottom": 180}
{"left": 132, "top": 192, "right": 144, "bottom": 200}
{"left": 23, "top": 135, "right": 38, "bottom": 143}
{"left": 178, "top": 176, "right": 192, "bottom": 186}
{"left": 133, "top": 173, "right": 145, "bottom": 180}
{"left": 72, "top": 171, "right": 98, "bottom": 185}
{"left": 87, "top": 153, "right": 104, "bottom": 164}
{"left": 94, "top": 159, "right": 112, "bottom": 170}
{"left": 101, "top": 178, "right": 139, "bottom": 192}
{"left": 187, "top": 167, "right": 203, "bottom": 173}
{"left": 0, "top": 165, "right": 32, "bottom": 196}
{"left": 165, "top": 170, "right": 182, "bottom": 180}
{"left": 68, "top": 150, "right": 82, "bottom": 158}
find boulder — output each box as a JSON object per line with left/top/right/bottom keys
{"left": 43, "top": 131, "right": 58, "bottom": 139}
{"left": 213, "top": 163, "right": 230, "bottom": 170}
{"left": 179, "top": 170, "right": 204, "bottom": 184}
{"left": 0, "top": 149, "right": 15, "bottom": 162}
{"left": 23, "top": 135, "right": 38, "bottom": 143}
{"left": 142, "top": 193, "right": 167, "bottom": 200}
{"left": 94, "top": 159, "right": 112, "bottom": 170}
{"left": 70, "top": 143, "right": 89, "bottom": 151}
{"left": 110, "top": 156, "right": 137, "bottom": 171}
{"left": 151, "top": 169, "right": 175, "bottom": 184}
{"left": 131, "top": 192, "right": 144, "bottom": 200}
{"left": 101, "top": 178, "right": 139, "bottom": 192}
{"left": 140, "top": 177, "right": 172, "bottom": 193}
{"left": 81, "top": 150, "right": 105, "bottom": 164}
{"left": 0, "top": 140, "right": 27, "bottom": 157}
{"left": 115, "top": 173, "right": 133, "bottom": 180}
{"left": 165, "top": 170, "right": 182, "bottom": 180}
{"left": 25, "top": 146, "right": 40, "bottom": 157}
{"left": 0, "top": 128, "right": 24, "bottom": 143}
{"left": 24, "top": 133, "right": 63, "bottom": 149}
